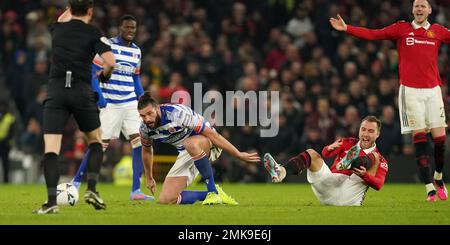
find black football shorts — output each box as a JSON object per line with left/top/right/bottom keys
{"left": 44, "top": 79, "right": 100, "bottom": 134}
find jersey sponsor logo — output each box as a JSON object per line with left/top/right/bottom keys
{"left": 406, "top": 37, "right": 435, "bottom": 46}
{"left": 100, "top": 36, "right": 112, "bottom": 46}
{"left": 408, "top": 32, "right": 414, "bottom": 36}
{"left": 115, "top": 61, "right": 136, "bottom": 75}
{"left": 406, "top": 37, "right": 414, "bottom": 45}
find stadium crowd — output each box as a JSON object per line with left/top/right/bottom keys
{"left": 0, "top": 0, "right": 449, "bottom": 183}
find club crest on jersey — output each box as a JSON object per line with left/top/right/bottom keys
{"left": 168, "top": 127, "right": 176, "bottom": 133}
{"left": 425, "top": 30, "right": 435, "bottom": 38}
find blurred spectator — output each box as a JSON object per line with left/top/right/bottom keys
{"left": 378, "top": 105, "right": 402, "bottom": 156}
{"left": 338, "top": 105, "right": 361, "bottom": 138}
{"left": 159, "top": 72, "right": 188, "bottom": 103}
{"left": 22, "top": 60, "right": 48, "bottom": 111}
{"left": 20, "top": 117, "right": 43, "bottom": 155}
{"left": 286, "top": 5, "right": 314, "bottom": 49}
{"left": 113, "top": 142, "right": 133, "bottom": 187}
{"left": 299, "top": 126, "right": 325, "bottom": 153}
{"left": 364, "top": 94, "right": 381, "bottom": 118}
{"left": 305, "top": 97, "right": 338, "bottom": 143}
{"left": 0, "top": 100, "right": 15, "bottom": 183}
{"left": 67, "top": 130, "right": 87, "bottom": 177}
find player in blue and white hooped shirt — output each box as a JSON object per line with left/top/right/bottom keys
{"left": 138, "top": 92, "right": 260, "bottom": 205}
{"left": 72, "top": 15, "right": 154, "bottom": 201}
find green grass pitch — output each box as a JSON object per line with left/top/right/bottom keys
{"left": 0, "top": 183, "right": 449, "bottom": 225}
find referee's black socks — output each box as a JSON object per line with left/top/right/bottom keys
{"left": 86, "top": 143, "right": 103, "bottom": 192}
{"left": 43, "top": 152, "right": 59, "bottom": 206}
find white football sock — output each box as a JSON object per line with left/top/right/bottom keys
{"left": 279, "top": 166, "right": 287, "bottom": 182}
{"left": 426, "top": 183, "right": 436, "bottom": 194}
{"left": 434, "top": 171, "right": 443, "bottom": 181}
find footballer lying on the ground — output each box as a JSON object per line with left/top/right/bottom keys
{"left": 264, "top": 116, "right": 388, "bottom": 206}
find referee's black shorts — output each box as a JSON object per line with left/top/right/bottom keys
{"left": 43, "top": 79, "right": 100, "bottom": 134}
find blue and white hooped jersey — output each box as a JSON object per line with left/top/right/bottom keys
{"left": 139, "top": 104, "right": 212, "bottom": 152}
{"left": 93, "top": 36, "right": 142, "bottom": 108}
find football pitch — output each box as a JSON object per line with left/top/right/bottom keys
{"left": 1, "top": 183, "right": 449, "bottom": 225}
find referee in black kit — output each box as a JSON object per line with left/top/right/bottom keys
{"left": 34, "top": 0, "right": 115, "bottom": 214}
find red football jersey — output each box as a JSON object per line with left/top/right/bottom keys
{"left": 347, "top": 21, "right": 450, "bottom": 88}
{"left": 321, "top": 138, "right": 388, "bottom": 190}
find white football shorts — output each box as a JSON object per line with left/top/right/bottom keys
{"left": 307, "top": 161, "right": 369, "bottom": 206}
{"left": 398, "top": 85, "right": 447, "bottom": 134}
{"left": 166, "top": 144, "right": 222, "bottom": 186}
{"left": 99, "top": 103, "right": 141, "bottom": 140}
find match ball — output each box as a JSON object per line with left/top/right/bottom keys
{"left": 56, "top": 183, "right": 79, "bottom": 206}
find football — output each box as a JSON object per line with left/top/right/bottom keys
{"left": 56, "top": 183, "right": 79, "bottom": 206}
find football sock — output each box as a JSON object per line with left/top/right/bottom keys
{"left": 86, "top": 143, "right": 102, "bottom": 192}
{"left": 283, "top": 151, "right": 311, "bottom": 175}
{"left": 434, "top": 171, "right": 443, "bottom": 181}
{"left": 434, "top": 171, "right": 444, "bottom": 187}
{"left": 43, "top": 152, "right": 59, "bottom": 206}
{"left": 193, "top": 151, "right": 217, "bottom": 193}
{"left": 414, "top": 133, "right": 432, "bottom": 184}
{"left": 131, "top": 146, "right": 144, "bottom": 192}
{"left": 426, "top": 183, "right": 436, "bottom": 194}
{"left": 73, "top": 148, "right": 90, "bottom": 185}
{"left": 433, "top": 136, "right": 446, "bottom": 173}
{"left": 178, "top": 190, "right": 208, "bottom": 204}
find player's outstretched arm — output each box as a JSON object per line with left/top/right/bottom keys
{"left": 142, "top": 142, "right": 156, "bottom": 195}
{"left": 329, "top": 14, "right": 347, "bottom": 32}
{"left": 201, "top": 127, "right": 260, "bottom": 163}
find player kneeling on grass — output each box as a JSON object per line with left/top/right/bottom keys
{"left": 264, "top": 116, "right": 388, "bottom": 206}
{"left": 138, "top": 92, "right": 260, "bottom": 205}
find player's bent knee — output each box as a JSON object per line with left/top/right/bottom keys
{"left": 183, "top": 142, "right": 200, "bottom": 154}
{"left": 306, "top": 149, "right": 321, "bottom": 160}
{"left": 183, "top": 138, "right": 204, "bottom": 154}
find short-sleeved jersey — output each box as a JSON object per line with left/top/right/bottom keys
{"left": 92, "top": 36, "right": 141, "bottom": 108}
{"left": 347, "top": 21, "right": 450, "bottom": 88}
{"left": 140, "top": 104, "right": 211, "bottom": 152}
{"left": 49, "top": 19, "right": 111, "bottom": 84}
{"left": 322, "top": 138, "right": 388, "bottom": 190}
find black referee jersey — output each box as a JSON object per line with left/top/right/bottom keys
{"left": 44, "top": 19, "right": 112, "bottom": 134}
{"left": 49, "top": 19, "right": 111, "bottom": 83}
